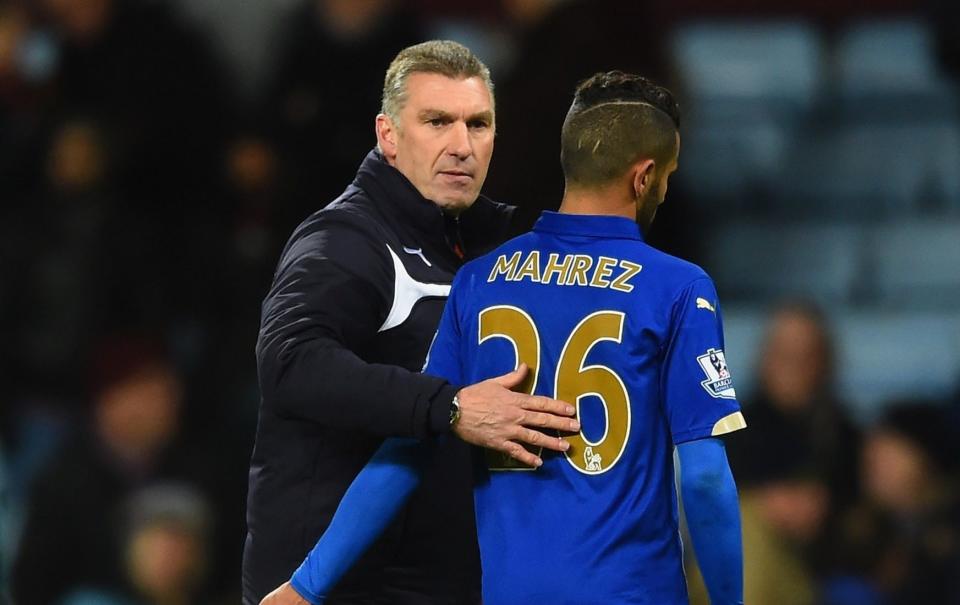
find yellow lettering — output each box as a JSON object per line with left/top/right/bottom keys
{"left": 565, "top": 255, "right": 593, "bottom": 286}
{"left": 610, "top": 260, "right": 642, "bottom": 293}
{"left": 513, "top": 250, "right": 542, "bottom": 282}
{"left": 590, "top": 256, "right": 617, "bottom": 288}
{"left": 487, "top": 251, "right": 522, "bottom": 282}
{"left": 541, "top": 253, "right": 573, "bottom": 285}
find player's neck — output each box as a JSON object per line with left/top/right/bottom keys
{"left": 559, "top": 187, "right": 636, "bottom": 221}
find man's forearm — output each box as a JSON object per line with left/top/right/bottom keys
{"left": 259, "top": 337, "right": 457, "bottom": 438}
{"left": 289, "top": 437, "right": 432, "bottom": 604}
{"left": 677, "top": 438, "right": 744, "bottom": 605}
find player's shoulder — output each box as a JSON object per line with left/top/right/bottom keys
{"left": 635, "top": 243, "right": 718, "bottom": 297}
{"left": 641, "top": 244, "right": 712, "bottom": 280}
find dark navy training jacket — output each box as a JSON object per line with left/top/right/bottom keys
{"left": 242, "top": 150, "right": 515, "bottom": 605}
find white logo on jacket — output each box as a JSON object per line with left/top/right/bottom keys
{"left": 402, "top": 246, "right": 433, "bottom": 267}
{"left": 379, "top": 245, "right": 450, "bottom": 332}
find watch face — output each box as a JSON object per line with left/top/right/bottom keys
{"left": 449, "top": 397, "right": 461, "bottom": 425}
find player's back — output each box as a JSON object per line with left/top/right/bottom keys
{"left": 439, "top": 212, "right": 742, "bottom": 604}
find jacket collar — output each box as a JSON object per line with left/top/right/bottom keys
{"left": 353, "top": 149, "right": 515, "bottom": 258}
{"left": 354, "top": 149, "right": 448, "bottom": 236}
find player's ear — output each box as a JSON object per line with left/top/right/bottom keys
{"left": 376, "top": 114, "right": 398, "bottom": 162}
{"left": 632, "top": 158, "right": 656, "bottom": 199}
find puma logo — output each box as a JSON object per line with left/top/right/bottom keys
{"left": 402, "top": 246, "right": 432, "bottom": 267}
{"left": 696, "top": 297, "right": 716, "bottom": 313}
{"left": 380, "top": 246, "right": 449, "bottom": 332}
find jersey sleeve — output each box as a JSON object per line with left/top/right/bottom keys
{"left": 660, "top": 276, "right": 746, "bottom": 444}
{"left": 422, "top": 272, "right": 466, "bottom": 385}
{"left": 290, "top": 437, "right": 433, "bottom": 604}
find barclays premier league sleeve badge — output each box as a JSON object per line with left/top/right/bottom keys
{"left": 696, "top": 348, "right": 736, "bottom": 399}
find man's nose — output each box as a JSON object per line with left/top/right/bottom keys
{"left": 446, "top": 121, "right": 472, "bottom": 160}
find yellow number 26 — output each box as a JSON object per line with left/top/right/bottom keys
{"left": 478, "top": 306, "right": 631, "bottom": 475}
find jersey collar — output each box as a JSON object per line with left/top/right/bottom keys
{"left": 533, "top": 211, "right": 644, "bottom": 241}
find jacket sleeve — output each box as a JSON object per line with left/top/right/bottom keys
{"left": 256, "top": 215, "right": 458, "bottom": 438}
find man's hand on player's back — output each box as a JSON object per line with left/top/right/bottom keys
{"left": 259, "top": 582, "right": 308, "bottom": 605}
{"left": 454, "top": 364, "right": 579, "bottom": 467}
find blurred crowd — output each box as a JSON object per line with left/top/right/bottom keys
{"left": 690, "top": 304, "right": 960, "bottom": 605}
{"left": 0, "top": 0, "right": 957, "bottom": 604}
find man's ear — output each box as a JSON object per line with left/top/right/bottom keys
{"left": 632, "top": 158, "right": 656, "bottom": 199}
{"left": 375, "top": 114, "right": 398, "bottom": 163}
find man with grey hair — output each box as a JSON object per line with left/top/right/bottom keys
{"left": 243, "top": 40, "right": 578, "bottom": 605}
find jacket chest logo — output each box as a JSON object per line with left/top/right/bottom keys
{"left": 402, "top": 246, "right": 433, "bottom": 267}
{"left": 379, "top": 245, "right": 451, "bottom": 332}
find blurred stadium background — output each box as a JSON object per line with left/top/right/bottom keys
{"left": 1, "top": 0, "right": 958, "bottom": 603}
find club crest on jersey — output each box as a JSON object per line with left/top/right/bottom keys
{"left": 697, "top": 348, "right": 736, "bottom": 399}
{"left": 584, "top": 446, "right": 603, "bottom": 472}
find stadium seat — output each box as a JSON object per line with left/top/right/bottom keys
{"left": 833, "top": 19, "right": 959, "bottom": 124}
{"left": 670, "top": 21, "right": 824, "bottom": 207}
{"left": 677, "top": 109, "right": 790, "bottom": 212}
{"left": 834, "top": 311, "right": 960, "bottom": 421}
{"left": 836, "top": 20, "right": 945, "bottom": 97}
{"left": 777, "top": 122, "right": 960, "bottom": 217}
{"left": 670, "top": 21, "right": 823, "bottom": 112}
{"left": 868, "top": 220, "right": 960, "bottom": 306}
{"left": 705, "top": 222, "right": 865, "bottom": 305}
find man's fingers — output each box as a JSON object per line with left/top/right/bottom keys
{"left": 501, "top": 440, "right": 542, "bottom": 467}
{"left": 520, "top": 394, "right": 576, "bottom": 417}
{"left": 259, "top": 582, "right": 308, "bottom": 605}
{"left": 521, "top": 410, "right": 580, "bottom": 433}
{"left": 516, "top": 427, "right": 570, "bottom": 453}
{"left": 491, "top": 362, "right": 529, "bottom": 389}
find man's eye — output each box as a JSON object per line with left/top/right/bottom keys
{"left": 428, "top": 118, "right": 445, "bottom": 127}
{"left": 468, "top": 120, "right": 489, "bottom": 130}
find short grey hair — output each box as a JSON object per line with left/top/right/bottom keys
{"left": 381, "top": 40, "right": 495, "bottom": 124}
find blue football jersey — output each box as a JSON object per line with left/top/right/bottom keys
{"left": 424, "top": 211, "right": 745, "bottom": 605}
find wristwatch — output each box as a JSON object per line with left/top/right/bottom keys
{"left": 449, "top": 393, "right": 462, "bottom": 427}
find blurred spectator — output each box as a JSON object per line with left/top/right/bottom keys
{"left": 201, "top": 134, "right": 284, "bottom": 404}
{"left": 9, "top": 334, "right": 225, "bottom": 605}
{"left": 688, "top": 421, "right": 830, "bottom": 605}
{"left": 1, "top": 118, "right": 117, "bottom": 400}
{"left": 0, "top": 1, "right": 57, "bottom": 200}
{"left": 38, "top": 0, "right": 231, "bottom": 201}
{"left": 60, "top": 484, "right": 213, "bottom": 605}
{"left": 1, "top": 0, "right": 239, "bottom": 386}
{"left": 826, "top": 402, "right": 960, "bottom": 605}
{"left": 220, "top": 134, "right": 287, "bottom": 276}
{"left": 258, "top": 0, "right": 425, "bottom": 214}
{"left": 740, "top": 453, "right": 831, "bottom": 605}
{"left": 728, "top": 302, "right": 861, "bottom": 507}
{"left": 0, "top": 114, "right": 212, "bottom": 402}
{"left": 721, "top": 302, "right": 862, "bottom": 604}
